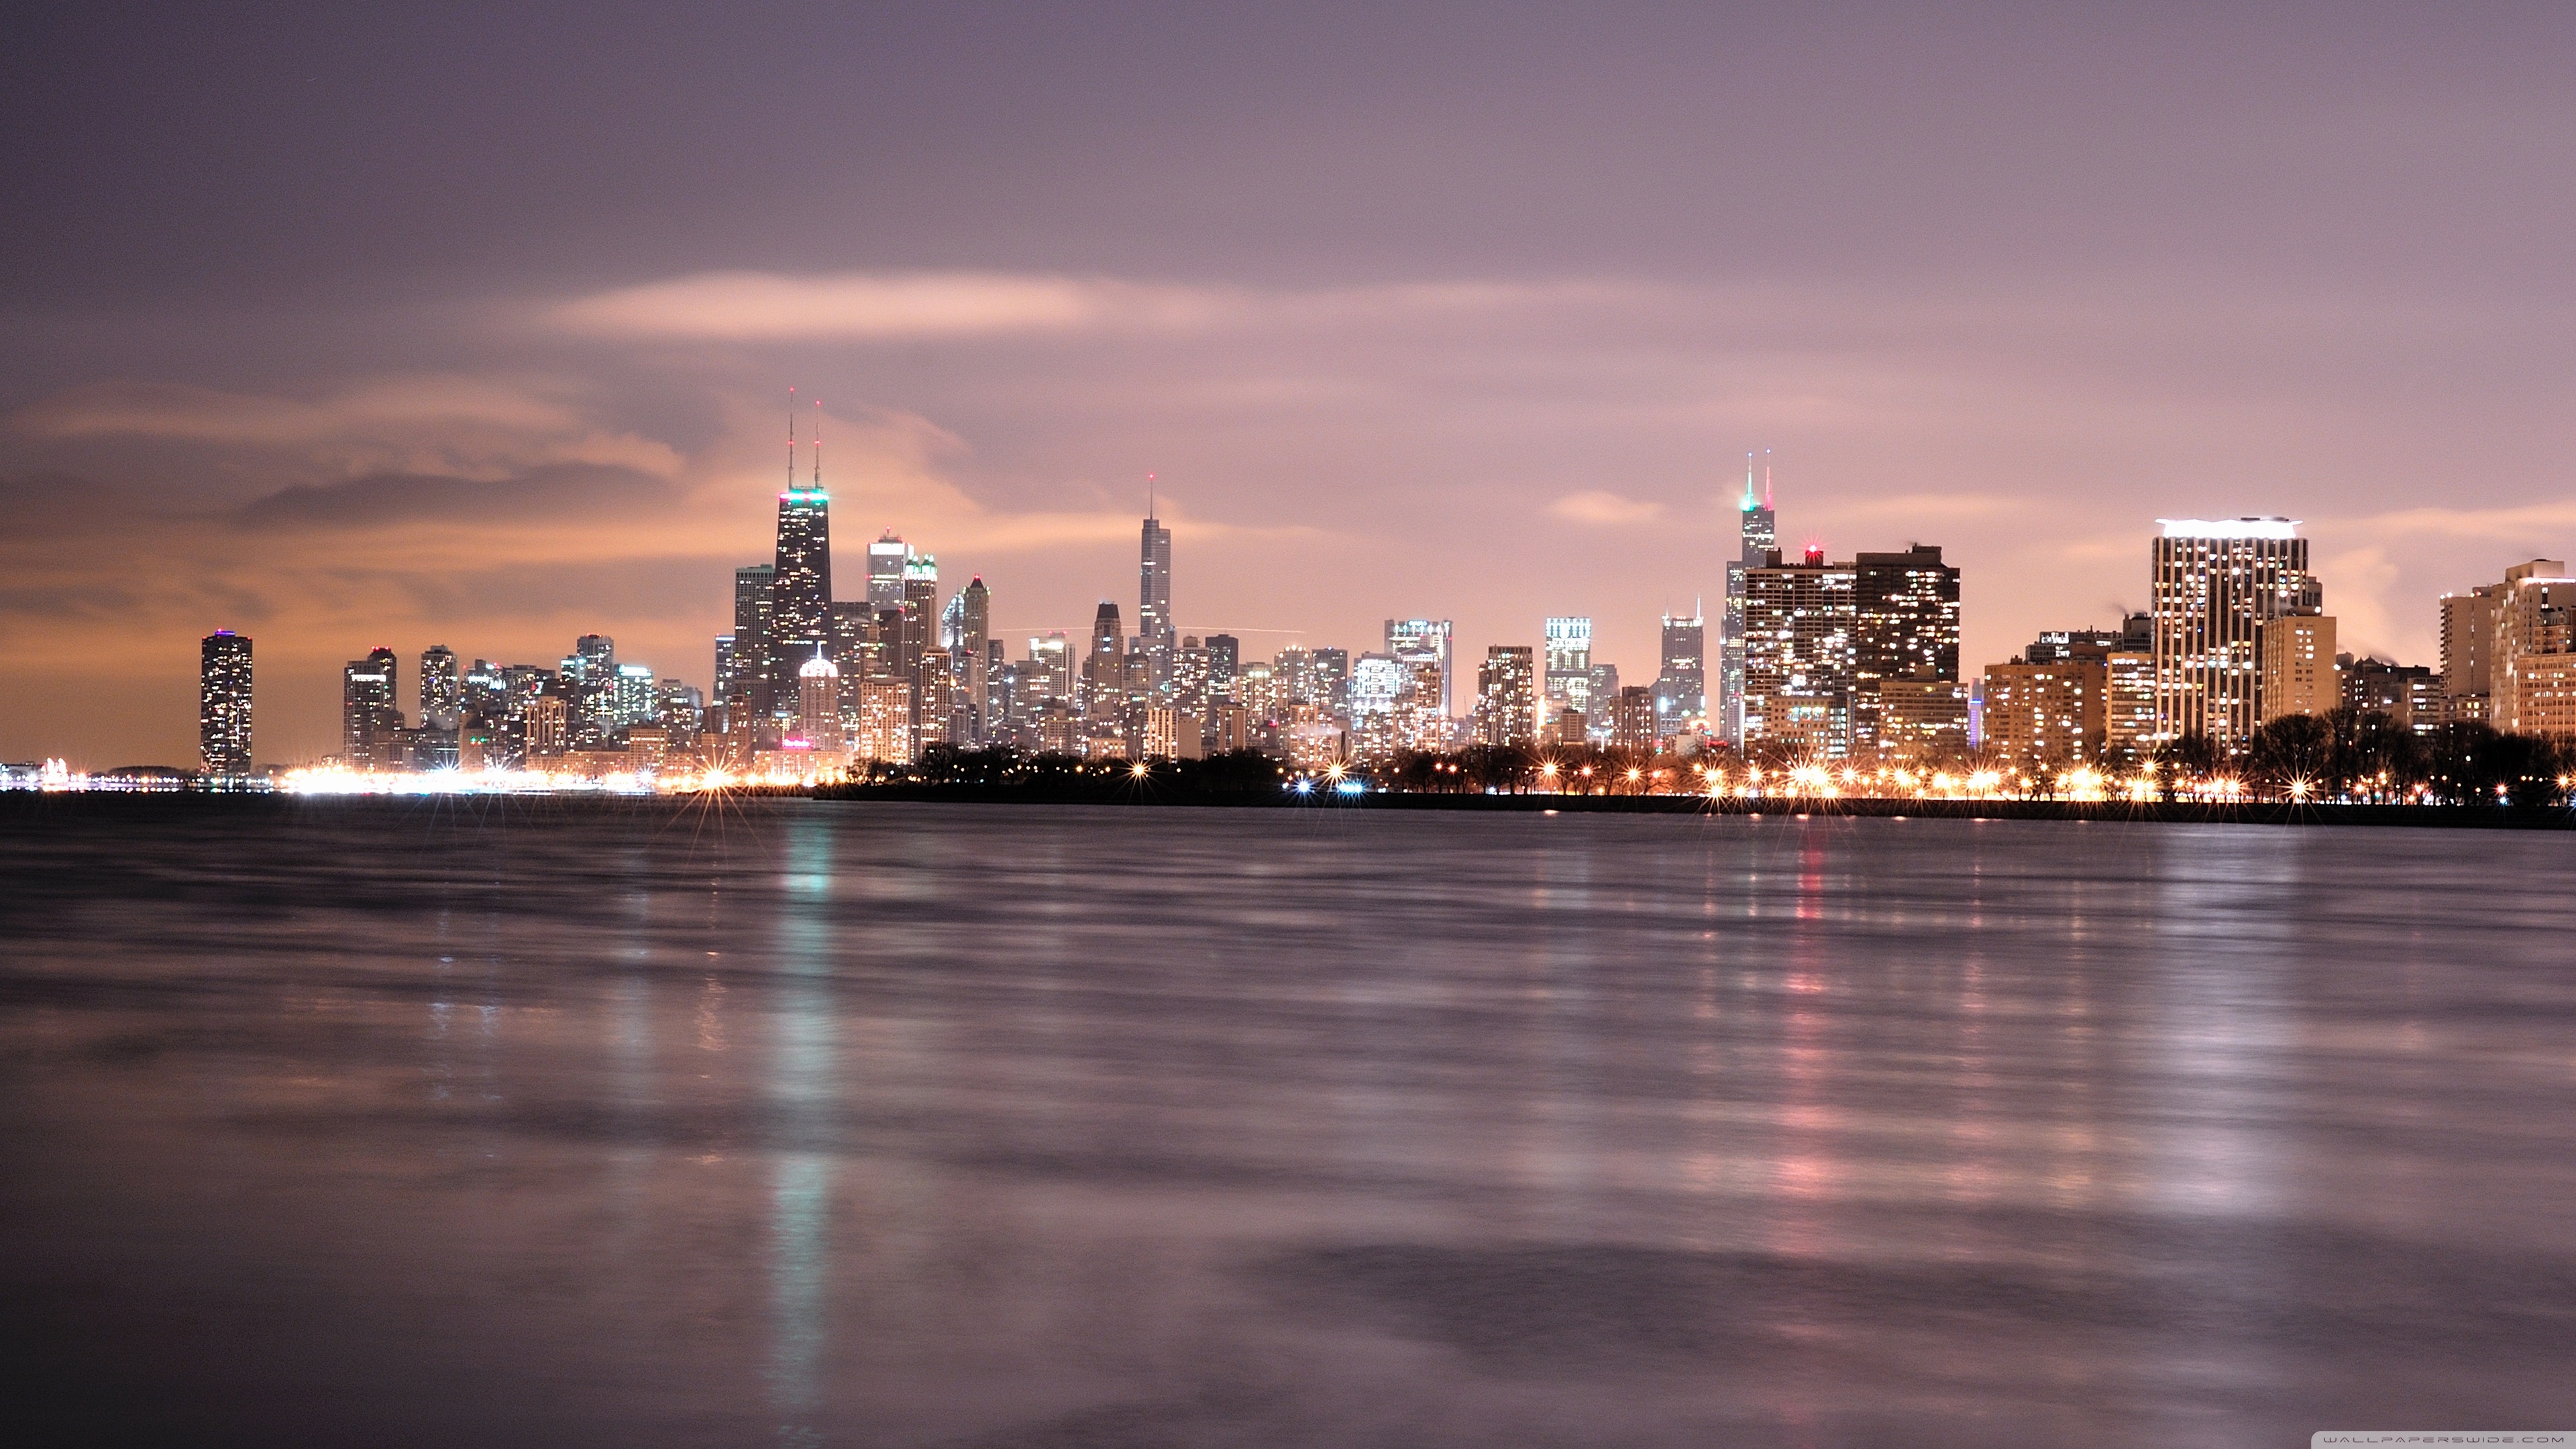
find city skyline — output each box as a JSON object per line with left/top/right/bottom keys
{"left": 11, "top": 9, "right": 2576, "bottom": 763}
{"left": 138, "top": 473, "right": 2576, "bottom": 785}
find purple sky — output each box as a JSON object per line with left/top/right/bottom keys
{"left": 7, "top": 3, "right": 2576, "bottom": 765}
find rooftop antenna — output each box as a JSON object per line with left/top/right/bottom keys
{"left": 812, "top": 398, "right": 822, "bottom": 490}
{"left": 1743, "top": 451, "right": 1756, "bottom": 509}
{"left": 1764, "top": 448, "right": 1774, "bottom": 511}
{"left": 786, "top": 388, "right": 797, "bottom": 492}
{"left": 1148, "top": 472, "right": 1157, "bottom": 521}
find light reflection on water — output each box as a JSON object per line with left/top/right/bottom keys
{"left": 3, "top": 797, "right": 2575, "bottom": 1448}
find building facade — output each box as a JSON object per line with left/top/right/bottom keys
{"left": 1474, "top": 645, "right": 1538, "bottom": 749}
{"left": 199, "top": 631, "right": 254, "bottom": 778}
{"left": 2151, "top": 518, "right": 2316, "bottom": 751}
{"left": 1739, "top": 547, "right": 1858, "bottom": 759}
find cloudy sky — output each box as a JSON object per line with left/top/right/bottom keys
{"left": 7, "top": 2, "right": 2576, "bottom": 765}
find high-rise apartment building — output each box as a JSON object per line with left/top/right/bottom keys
{"left": 1474, "top": 645, "right": 1538, "bottom": 749}
{"left": 1386, "top": 619, "right": 1454, "bottom": 719}
{"left": 1609, "top": 686, "right": 1657, "bottom": 755}
{"left": 2151, "top": 518, "right": 2316, "bottom": 751}
{"left": 1850, "top": 545, "right": 1960, "bottom": 757}
{"left": 1142, "top": 706, "right": 1201, "bottom": 761}
{"left": 857, "top": 678, "right": 914, "bottom": 763}
{"left": 867, "top": 531, "right": 908, "bottom": 610}
{"left": 1982, "top": 658, "right": 2106, "bottom": 773}
{"left": 2492, "top": 560, "right": 2576, "bottom": 738}
{"left": 2440, "top": 581, "right": 2507, "bottom": 725}
{"left": 1204, "top": 633, "right": 1240, "bottom": 702}
{"left": 1652, "top": 612, "right": 1705, "bottom": 739}
{"left": 343, "top": 648, "right": 400, "bottom": 768}
{"left": 1542, "top": 617, "right": 1593, "bottom": 719}
{"left": 1741, "top": 547, "right": 1858, "bottom": 759}
{"left": 420, "top": 645, "right": 461, "bottom": 730}
{"left": 199, "top": 631, "right": 254, "bottom": 778}
{"left": 1719, "top": 461, "right": 1778, "bottom": 746}
{"left": 1394, "top": 658, "right": 1448, "bottom": 751}
{"left": 2257, "top": 614, "right": 2339, "bottom": 722}
{"left": 2343, "top": 656, "right": 2442, "bottom": 735}
{"left": 731, "top": 563, "right": 775, "bottom": 723}
{"left": 1139, "top": 511, "right": 1173, "bottom": 692}
{"left": 1028, "top": 632, "right": 1071, "bottom": 704}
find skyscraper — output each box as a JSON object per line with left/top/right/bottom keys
{"left": 1139, "top": 508, "right": 1173, "bottom": 692}
{"left": 1386, "top": 619, "right": 1454, "bottom": 718}
{"left": 1651, "top": 612, "right": 1705, "bottom": 738}
{"left": 199, "top": 631, "right": 253, "bottom": 779}
{"left": 957, "top": 576, "right": 992, "bottom": 739}
{"left": 795, "top": 649, "right": 843, "bottom": 751}
{"left": 1543, "top": 617, "right": 1593, "bottom": 719}
{"left": 1204, "top": 633, "right": 1240, "bottom": 701}
{"left": 1085, "top": 602, "right": 1124, "bottom": 715}
{"left": 1851, "top": 545, "right": 1961, "bottom": 757}
{"left": 731, "top": 563, "right": 775, "bottom": 725}
{"left": 1474, "top": 645, "right": 1538, "bottom": 749}
{"left": 2489, "top": 559, "right": 2576, "bottom": 738}
{"left": 2151, "top": 519, "right": 2316, "bottom": 751}
{"left": 343, "top": 648, "right": 399, "bottom": 769}
{"left": 1741, "top": 547, "right": 1858, "bottom": 759}
{"left": 1720, "top": 456, "right": 1778, "bottom": 746}
{"left": 420, "top": 645, "right": 461, "bottom": 730}
{"left": 867, "top": 530, "right": 908, "bottom": 610}
{"left": 769, "top": 413, "right": 833, "bottom": 726}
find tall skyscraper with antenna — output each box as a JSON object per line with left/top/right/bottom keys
{"left": 1139, "top": 482, "right": 1174, "bottom": 693}
{"left": 767, "top": 394, "right": 833, "bottom": 733}
{"left": 1719, "top": 453, "right": 1777, "bottom": 746}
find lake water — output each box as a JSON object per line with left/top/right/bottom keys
{"left": 4, "top": 798, "right": 2573, "bottom": 1447}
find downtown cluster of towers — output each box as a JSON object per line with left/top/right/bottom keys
{"left": 172, "top": 441, "right": 2576, "bottom": 790}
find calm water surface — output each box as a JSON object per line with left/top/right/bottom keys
{"left": 3, "top": 798, "right": 2574, "bottom": 1447}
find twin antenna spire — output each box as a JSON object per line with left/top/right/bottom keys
{"left": 787, "top": 389, "right": 822, "bottom": 491}
{"left": 1741, "top": 449, "right": 1774, "bottom": 511}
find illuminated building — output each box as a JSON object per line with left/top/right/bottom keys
{"left": 612, "top": 663, "right": 657, "bottom": 731}
{"left": 1719, "top": 456, "right": 1777, "bottom": 745}
{"left": 199, "top": 631, "right": 253, "bottom": 779}
{"left": 342, "top": 648, "right": 400, "bottom": 768}
{"left": 1028, "top": 632, "right": 1071, "bottom": 704}
{"left": 1204, "top": 633, "right": 1240, "bottom": 702}
{"left": 1395, "top": 658, "right": 1448, "bottom": 751}
{"left": 1609, "top": 685, "right": 1656, "bottom": 754}
{"left": 655, "top": 680, "right": 704, "bottom": 734}
{"left": 524, "top": 695, "right": 570, "bottom": 757}
{"left": 1348, "top": 653, "right": 1400, "bottom": 758}
{"left": 2492, "top": 560, "right": 2576, "bottom": 738}
{"left": 1236, "top": 661, "right": 1280, "bottom": 722}
{"left": 867, "top": 531, "right": 907, "bottom": 610}
{"left": 1386, "top": 619, "right": 1453, "bottom": 718}
{"left": 2257, "top": 614, "right": 2339, "bottom": 722}
{"left": 1652, "top": 612, "right": 1704, "bottom": 738}
{"left": 1474, "top": 645, "right": 1538, "bottom": 749}
{"left": 1083, "top": 602, "right": 1124, "bottom": 715}
{"left": 794, "top": 651, "right": 842, "bottom": 749}
{"left": 1208, "top": 702, "right": 1256, "bottom": 755}
{"left": 1280, "top": 702, "right": 1344, "bottom": 770}
{"left": 1139, "top": 509, "right": 1173, "bottom": 692}
{"left": 420, "top": 645, "right": 461, "bottom": 731}
{"left": 1585, "top": 663, "right": 1619, "bottom": 731}
{"left": 1866, "top": 678, "right": 1969, "bottom": 763}
{"left": 1546, "top": 705, "right": 1587, "bottom": 749}
{"left": 2104, "top": 650, "right": 2155, "bottom": 765}
{"left": 1543, "top": 616, "right": 1593, "bottom": 720}
{"left": 956, "top": 576, "right": 991, "bottom": 739}
{"left": 769, "top": 468, "right": 833, "bottom": 735}
{"left": 1173, "top": 637, "right": 1212, "bottom": 716}
{"left": 2440, "top": 579, "right": 2510, "bottom": 726}
{"left": 1851, "top": 545, "right": 1960, "bottom": 758}
{"left": 857, "top": 677, "right": 913, "bottom": 763}
{"left": 1030, "top": 699, "right": 1077, "bottom": 755}
{"left": 562, "top": 635, "right": 617, "bottom": 746}
{"left": 1143, "top": 706, "right": 1202, "bottom": 761}
{"left": 463, "top": 658, "right": 506, "bottom": 717}
{"left": 1741, "top": 546, "right": 1857, "bottom": 759}
{"left": 1307, "top": 647, "right": 1350, "bottom": 713}
{"left": 730, "top": 563, "right": 774, "bottom": 724}
{"left": 1982, "top": 657, "right": 2104, "bottom": 771}
{"left": 2151, "top": 518, "right": 2316, "bottom": 751}
{"left": 2342, "top": 656, "right": 2441, "bottom": 735}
